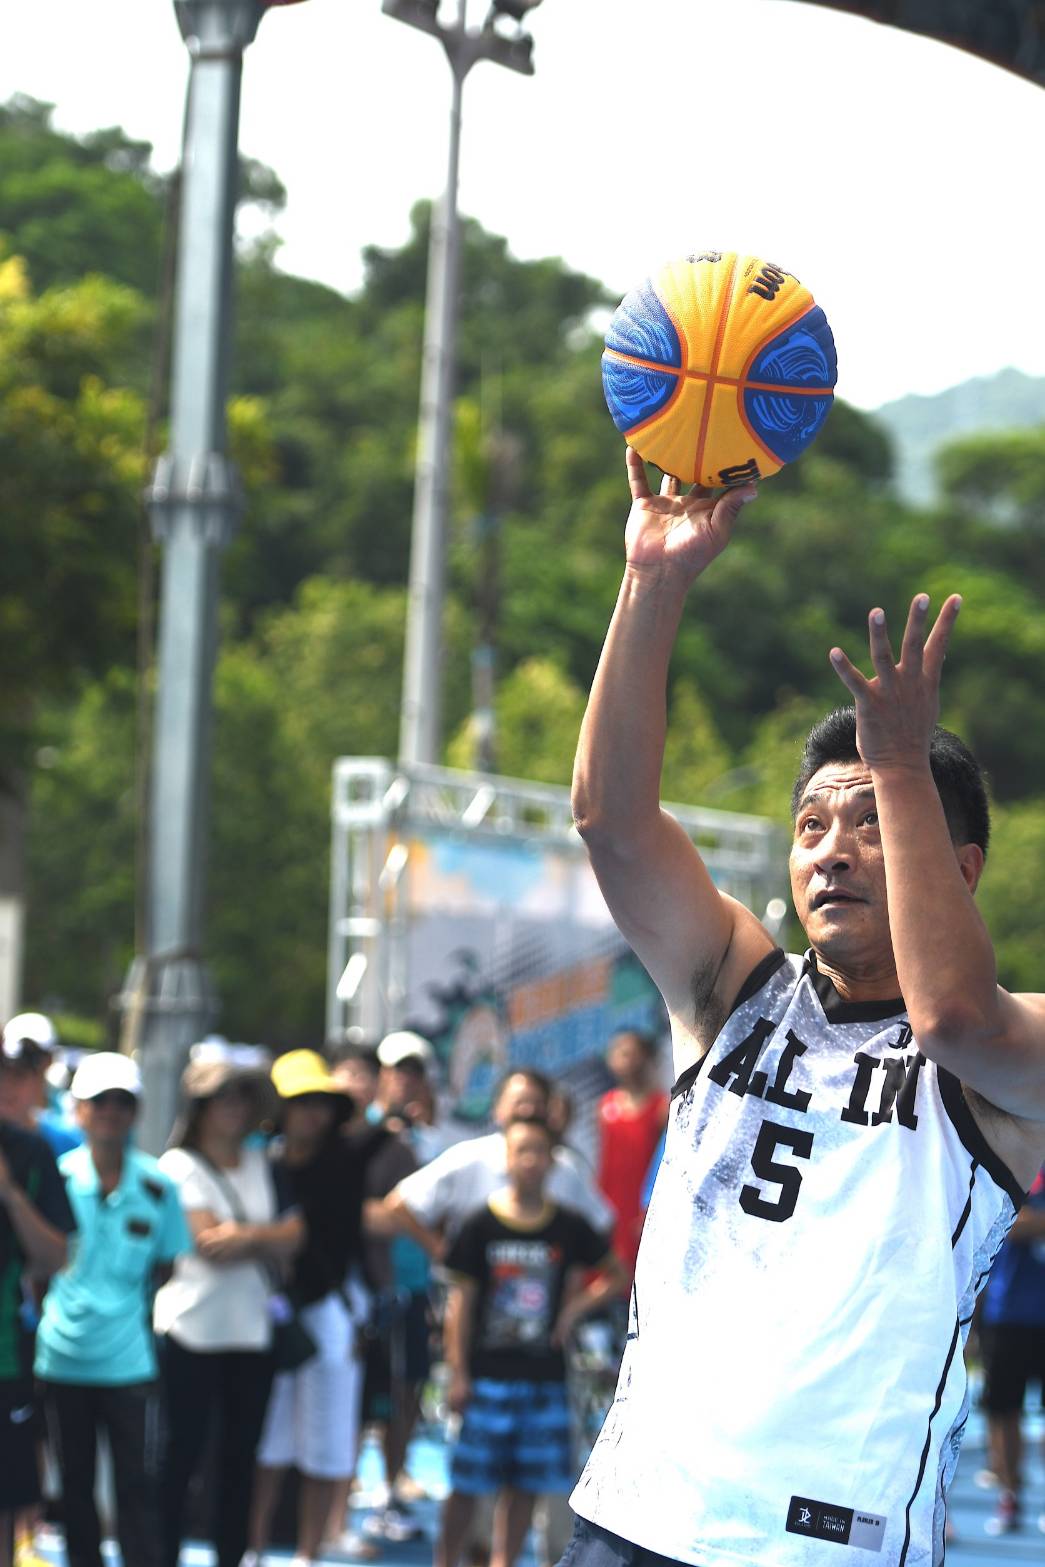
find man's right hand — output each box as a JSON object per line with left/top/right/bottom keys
{"left": 448, "top": 1370, "right": 472, "bottom": 1414}
{"left": 623, "top": 446, "right": 756, "bottom": 589}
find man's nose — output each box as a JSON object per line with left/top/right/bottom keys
{"left": 813, "top": 820, "right": 853, "bottom": 871}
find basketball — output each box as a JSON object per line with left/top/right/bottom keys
{"left": 601, "top": 251, "right": 838, "bottom": 488}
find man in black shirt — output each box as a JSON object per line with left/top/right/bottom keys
{"left": 0, "top": 1038, "right": 76, "bottom": 1567}
{"left": 437, "top": 1117, "right": 626, "bottom": 1567}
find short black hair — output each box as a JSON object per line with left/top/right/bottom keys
{"left": 609, "top": 1028, "right": 658, "bottom": 1060}
{"left": 493, "top": 1066, "right": 552, "bottom": 1105}
{"left": 503, "top": 1113, "right": 554, "bottom": 1144}
{"left": 330, "top": 1040, "right": 380, "bottom": 1075}
{"left": 791, "top": 706, "right": 990, "bottom": 858}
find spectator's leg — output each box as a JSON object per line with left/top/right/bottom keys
{"left": 321, "top": 1473, "right": 356, "bottom": 1547}
{"left": 158, "top": 1337, "right": 218, "bottom": 1567}
{"left": 298, "top": 1475, "right": 339, "bottom": 1563}
{"left": 993, "top": 1411, "right": 1024, "bottom": 1495}
{"left": 100, "top": 1381, "right": 163, "bottom": 1567}
{"left": 211, "top": 1350, "right": 273, "bottom": 1567}
{"left": 251, "top": 1363, "right": 297, "bottom": 1554}
{"left": 248, "top": 1465, "right": 287, "bottom": 1557}
{"left": 42, "top": 1381, "right": 103, "bottom": 1567}
{"left": 437, "top": 1492, "right": 478, "bottom": 1567}
{"left": 491, "top": 1488, "right": 537, "bottom": 1567}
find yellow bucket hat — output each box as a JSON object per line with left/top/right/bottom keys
{"left": 271, "top": 1049, "right": 353, "bottom": 1120}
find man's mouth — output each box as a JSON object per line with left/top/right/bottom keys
{"left": 813, "top": 889, "right": 861, "bottom": 909}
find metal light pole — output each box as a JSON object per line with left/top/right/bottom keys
{"left": 387, "top": 0, "right": 541, "bottom": 767}
{"left": 119, "top": 0, "right": 271, "bottom": 1153}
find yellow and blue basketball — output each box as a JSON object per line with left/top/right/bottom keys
{"left": 602, "top": 251, "right": 838, "bottom": 487}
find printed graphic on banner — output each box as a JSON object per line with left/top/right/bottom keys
{"left": 398, "top": 832, "right": 670, "bottom": 1151}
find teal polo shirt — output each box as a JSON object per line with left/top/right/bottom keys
{"left": 35, "top": 1144, "right": 191, "bottom": 1385}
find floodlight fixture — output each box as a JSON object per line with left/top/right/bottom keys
{"left": 381, "top": 0, "right": 442, "bottom": 39}
{"left": 484, "top": 0, "right": 543, "bottom": 25}
{"left": 385, "top": 0, "right": 544, "bottom": 765}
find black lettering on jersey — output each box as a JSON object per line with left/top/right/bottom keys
{"left": 874, "top": 1052, "right": 925, "bottom": 1129}
{"left": 840, "top": 1051, "right": 879, "bottom": 1126}
{"left": 889, "top": 1024, "right": 914, "bottom": 1050}
{"left": 707, "top": 1017, "right": 774, "bottom": 1098}
{"left": 740, "top": 1121, "right": 814, "bottom": 1222}
{"left": 841, "top": 1050, "right": 925, "bottom": 1130}
{"left": 763, "top": 1029, "right": 812, "bottom": 1113}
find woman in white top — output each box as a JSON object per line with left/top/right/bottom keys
{"left": 155, "top": 1045, "right": 303, "bottom": 1567}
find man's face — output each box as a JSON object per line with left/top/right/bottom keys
{"left": 0, "top": 1061, "right": 46, "bottom": 1126}
{"left": 332, "top": 1058, "right": 377, "bottom": 1110}
{"left": 789, "top": 761, "right": 891, "bottom": 966}
{"left": 607, "top": 1033, "right": 647, "bottom": 1086}
{"left": 494, "top": 1074, "right": 548, "bottom": 1127}
{"left": 504, "top": 1123, "right": 553, "bottom": 1195}
{"left": 380, "top": 1063, "right": 426, "bottom": 1117}
{"left": 77, "top": 1090, "right": 138, "bottom": 1148}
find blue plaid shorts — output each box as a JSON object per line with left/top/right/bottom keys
{"left": 451, "top": 1377, "right": 574, "bottom": 1495}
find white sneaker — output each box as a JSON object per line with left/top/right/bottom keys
{"left": 329, "top": 1530, "right": 381, "bottom": 1560}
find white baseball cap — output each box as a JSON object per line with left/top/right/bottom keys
{"left": 2, "top": 1012, "right": 58, "bottom": 1061}
{"left": 70, "top": 1052, "right": 143, "bottom": 1102}
{"left": 377, "top": 1031, "right": 434, "bottom": 1070}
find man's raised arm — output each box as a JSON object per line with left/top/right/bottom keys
{"left": 572, "top": 449, "right": 773, "bottom": 1059}
{"left": 830, "top": 594, "right": 1045, "bottom": 1128}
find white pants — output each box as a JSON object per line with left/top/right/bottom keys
{"left": 257, "top": 1282, "right": 368, "bottom": 1479}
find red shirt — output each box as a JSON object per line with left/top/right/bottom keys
{"left": 596, "top": 1088, "right": 668, "bottom": 1277}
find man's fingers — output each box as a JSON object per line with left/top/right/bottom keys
{"left": 922, "top": 593, "right": 962, "bottom": 679}
{"left": 867, "top": 608, "right": 897, "bottom": 682}
{"left": 829, "top": 645, "right": 867, "bottom": 698}
{"left": 659, "top": 470, "right": 680, "bottom": 498}
{"left": 898, "top": 593, "right": 930, "bottom": 669}
{"left": 625, "top": 446, "right": 652, "bottom": 501}
{"left": 708, "top": 484, "right": 757, "bottom": 535}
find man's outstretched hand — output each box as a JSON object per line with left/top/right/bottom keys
{"left": 829, "top": 593, "right": 963, "bottom": 769}
{"left": 624, "top": 446, "right": 756, "bottom": 588}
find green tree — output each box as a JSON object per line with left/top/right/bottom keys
{"left": 0, "top": 258, "right": 146, "bottom": 768}
{"left": 976, "top": 798, "right": 1045, "bottom": 994}
{"left": 447, "top": 657, "right": 586, "bottom": 787}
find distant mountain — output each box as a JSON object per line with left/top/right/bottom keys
{"left": 871, "top": 368, "right": 1045, "bottom": 505}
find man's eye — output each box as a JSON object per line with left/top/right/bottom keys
{"left": 862, "top": 811, "right": 879, "bottom": 827}
{"left": 800, "top": 817, "right": 822, "bottom": 834}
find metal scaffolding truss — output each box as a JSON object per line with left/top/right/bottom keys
{"left": 326, "top": 756, "right": 786, "bottom": 1043}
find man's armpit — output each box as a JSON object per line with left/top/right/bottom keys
{"left": 690, "top": 955, "right": 728, "bottom": 1046}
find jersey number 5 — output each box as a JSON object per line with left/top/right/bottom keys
{"left": 740, "top": 1120, "right": 814, "bottom": 1222}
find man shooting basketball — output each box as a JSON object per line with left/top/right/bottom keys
{"left": 564, "top": 447, "right": 1045, "bottom": 1567}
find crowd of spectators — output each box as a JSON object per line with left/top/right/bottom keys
{"left": 0, "top": 1015, "right": 660, "bottom": 1567}
{"left": 5, "top": 1009, "right": 1044, "bottom": 1565}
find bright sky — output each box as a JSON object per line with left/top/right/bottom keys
{"left": 6, "top": 0, "right": 1045, "bottom": 409}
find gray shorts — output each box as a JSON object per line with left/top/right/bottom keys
{"left": 557, "top": 1515, "right": 695, "bottom": 1567}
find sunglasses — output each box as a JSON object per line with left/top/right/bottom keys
{"left": 90, "top": 1091, "right": 137, "bottom": 1112}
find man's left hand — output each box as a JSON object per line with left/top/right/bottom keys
{"left": 828, "top": 593, "right": 962, "bottom": 768}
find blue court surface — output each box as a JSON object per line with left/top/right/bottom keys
{"left": 31, "top": 1405, "right": 1045, "bottom": 1566}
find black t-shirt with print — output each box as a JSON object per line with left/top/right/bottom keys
{"left": 445, "top": 1200, "right": 609, "bottom": 1382}
{"left": 0, "top": 1120, "right": 77, "bottom": 1385}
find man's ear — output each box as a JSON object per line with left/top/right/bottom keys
{"left": 957, "top": 841, "right": 985, "bottom": 895}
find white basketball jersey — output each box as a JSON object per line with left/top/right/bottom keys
{"left": 571, "top": 950, "right": 1024, "bottom": 1567}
